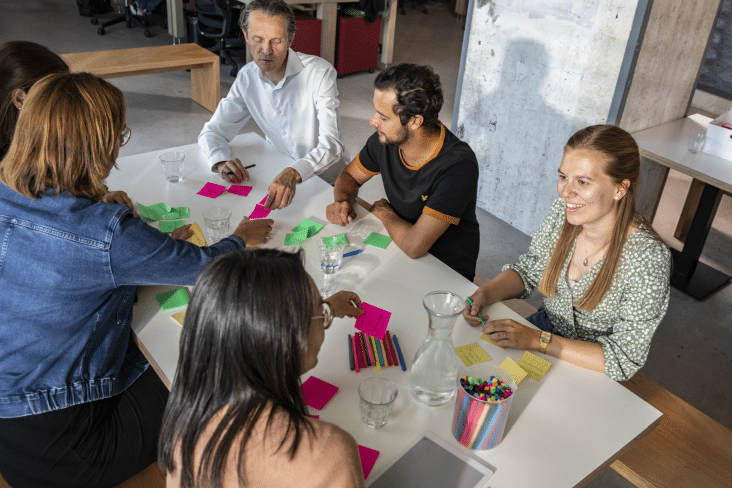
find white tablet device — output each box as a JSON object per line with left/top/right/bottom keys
{"left": 366, "top": 430, "right": 495, "bottom": 488}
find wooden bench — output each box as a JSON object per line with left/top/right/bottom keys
{"left": 475, "top": 273, "right": 732, "bottom": 488}
{"left": 61, "top": 44, "right": 220, "bottom": 113}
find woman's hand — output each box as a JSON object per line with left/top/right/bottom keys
{"left": 481, "top": 319, "right": 540, "bottom": 351}
{"left": 102, "top": 190, "right": 137, "bottom": 216}
{"left": 463, "top": 289, "right": 489, "bottom": 327}
{"left": 325, "top": 291, "right": 364, "bottom": 318}
{"left": 171, "top": 224, "right": 194, "bottom": 240}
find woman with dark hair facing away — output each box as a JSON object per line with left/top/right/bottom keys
{"left": 464, "top": 125, "right": 671, "bottom": 381}
{"left": 159, "top": 249, "right": 366, "bottom": 488}
{"left": 0, "top": 41, "right": 69, "bottom": 159}
{"left": 0, "top": 72, "right": 273, "bottom": 487}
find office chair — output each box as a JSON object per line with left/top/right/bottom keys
{"left": 195, "top": 0, "right": 246, "bottom": 77}
{"left": 91, "top": 0, "right": 167, "bottom": 38}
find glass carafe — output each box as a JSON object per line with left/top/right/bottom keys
{"left": 409, "top": 291, "right": 465, "bottom": 406}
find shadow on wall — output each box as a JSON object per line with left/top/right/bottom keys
{"left": 456, "top": 38, "right": 584, "bottom": 235}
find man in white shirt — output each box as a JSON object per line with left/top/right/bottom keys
{"left": 198, "top": 0, "right": 344, "bottom": 209}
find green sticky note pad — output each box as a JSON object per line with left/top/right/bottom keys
{"left": 322, "top": 233, "right": 348, "bottom": 250}
{"left": 284, "top": 229, "right": 309, "bottom": 246}
{"left": 159, "top": 220, "right": 186, "bottom": 233}
{"left": 137, "top": 203, "right": 163, "bottom": 222}
{"left": 164, "top": 206, "right": 190, "bottom": 220}
{"left": 156, "top": 288, "right": 190, "bottom": 312}
{"left": 292, "top": 218, "right": 324, "bottom": 238}
{"left": 364, "top": 232, "right": 392, "bottom": 249}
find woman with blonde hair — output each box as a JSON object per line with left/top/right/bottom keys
{"left": 0, "top": 72, "right": 272, "bottom": 487}
{"left": 465, "top": 125, "right": 671, "bottom": 381}
{"left": 159, "top": 249, "right": 365, "bottom": 488}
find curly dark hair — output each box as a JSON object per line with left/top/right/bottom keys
{"left": 374, "top": 63, "right": 443, "bottom": 130}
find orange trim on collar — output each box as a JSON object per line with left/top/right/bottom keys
{"left": 423, "top": 206, "right": 460, "bottom": 225}
{"left": 399, "top": 122, "right": 446, "bottom": 171}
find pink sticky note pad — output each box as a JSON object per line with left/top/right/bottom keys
{"left": 309, "top": 414, "right": 320, "bottom": 419}
{"left": 228, "top": 184, "right": 253, "bottom": 196}
{"left": 197, "top": 182, "right": 226, "bottom": 198}
{"left": 259, "top": 195, "right": 268, "bottom": 205}
{"left": 301, "top": 376, "right": 338, "bottom": 410}
{"left": 354, "top": 303, "right": 392, "bottom": 341}
{"left": 248, "top": 204, "right": 271, "bottom": 219}
{"left": 358, "top": 445, "right": 380, "bottom": 479}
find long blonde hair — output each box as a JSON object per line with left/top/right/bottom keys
{"left": 538, "top": 125, "right": 654, "bottom": 310}
{"left": 0, "top": 72, "right": 125, "bottom": 200}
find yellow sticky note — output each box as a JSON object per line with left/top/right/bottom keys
{"left": 171, "top": 310, "right": 186, "bottom": 326}
{"left": 186, "top": 222, "right": 208, "bottom": 247}
{"left": 455, "top": 343, "right": 491, "bottom": 367}
{"left": 480, "top": 333, "right": 506, "bottom": 349}
{"left": 517, "top": 351, "right": 552, "bottom": 381}
{"left": 499, "top": 356, "right": 527, "bottom": 386}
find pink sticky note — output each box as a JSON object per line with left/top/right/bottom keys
{"left": 197, "top": 182, "right": 226, "bottom": 199}
{"left": 301, "top": 376, "right": 338, "bottom": 410}
{"left": 228, "top": 184, "right": 253, "bottom": 196}
{"left": 248, "top": 204, "right": 271, "bottom": 219}
{"left": 354, "top": 303, "right": 392, "bottom": 341}
{"left": 259, "top": 195, "right": 268, "bottom": 205}
{"left": 309, "top": 414, "right": 320, "bottom": 419}
{"left": 358, "top": 445, "right": 380, "bottom": 479}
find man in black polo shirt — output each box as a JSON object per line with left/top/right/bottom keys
{"left": 326, "top": 64, "right": 480, "bottom": 281}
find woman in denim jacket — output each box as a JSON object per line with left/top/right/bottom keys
{"left": 0, "top": 72, "right": 273, "bottom": 487}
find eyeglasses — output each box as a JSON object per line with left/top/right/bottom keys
{"left": 120, "top": 127, "right": 132, "bottom": 147}
{"left": 312, "top": 302, "right": 333, "bottom": 329}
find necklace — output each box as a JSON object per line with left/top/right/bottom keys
{"left": 582, "top": 239, "right": 609, "bottom": 267}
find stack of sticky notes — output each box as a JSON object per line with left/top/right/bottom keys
{"left": 301, "top": 376, "right": 338, "bottom": 410}
{"left": 155, "top": 288, "right": 190, "bottom": 327}
{"left": 196, "top": 182, "right": 227, "bottom": 199}
{"left": 227, "top": 184, "right": 252, "bottom": 196}
{"left": 363, "top": 232, "right": 392, "bottom": 249}
{"left": 321, "top": 233, "right": 348, "bottom": 249}
{"left": 498, "top": 352, "right": 552, "bottom": 385}
{"left": 455, "top": 343, "right": 492, "bottom": 367}
{"left": 285, "top": 218, "right": 324, "bottom": 245}
{"left": 137, "top": 202, "right": 191, "bottom": 234}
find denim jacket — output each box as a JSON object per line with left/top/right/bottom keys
{"left": 0, "top": 183, "right": 244, "bottom": 418}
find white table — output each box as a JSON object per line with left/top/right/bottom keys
{"left": 108, "top": 135, "right": 661, "bottom": 487}
{"left": 632, "top": 117, "right": 732, "bottom": 299}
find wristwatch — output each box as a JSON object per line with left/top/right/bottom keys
{"left": 322, "top": 301, "right": 333, "bottom": 329}
{"left": 538, "top": 331, "right": 551, "bottom": 354}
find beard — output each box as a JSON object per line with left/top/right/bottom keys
{"left": 379, "top": 125, "right": 412, "bottom": 146}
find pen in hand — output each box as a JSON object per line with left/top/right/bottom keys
{"left": 465, "top": 296, "right": 486, "bottom": 325}
{"left": 226, "top": 164, "right": 256, "bottom": 176}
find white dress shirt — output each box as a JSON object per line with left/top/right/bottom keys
{"left": 198, "top": 49, "right": 344, "bottom": 182}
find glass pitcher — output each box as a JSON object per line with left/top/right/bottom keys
{"left": 409, "top": 291, "right": 465, "bottom": 406}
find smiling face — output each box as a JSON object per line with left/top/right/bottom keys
{"left": 369, "top": 88, "right": 412, "bottom": 146}
{"left": 244, "top": 11, "right": 292, "bottom": 83}
{"left": 557, "top": 148, "right": 628, "bottom": 230}
{"left": 301, "top": 275, "right": 325, "bottom": 373}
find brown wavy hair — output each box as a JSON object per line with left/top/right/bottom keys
{"left": 0, "top": 72, "right": 125, "bottom": 200}
{"left": 538, "top": 125, "right": 658, "bottom": 310}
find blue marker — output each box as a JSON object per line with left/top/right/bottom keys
{"left": 342, "top": 249, "right": 363, "bottom": 258}
{"left": 392, "top": 334, "right": 407, "bottom": 371}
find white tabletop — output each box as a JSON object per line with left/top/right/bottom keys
{"left": 108, "top": 134, "right": 661, "bottom": 488}
{"left": 632, "top": 116, "right": 732, "bottom": 194}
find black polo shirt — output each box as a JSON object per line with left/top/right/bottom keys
{"left": 356, "top": 123, "right": 480, "bottom": 281}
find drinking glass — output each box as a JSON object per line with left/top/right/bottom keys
{"left": 316, "top": 237, "right": 345, "bottom": 297}
{"left": 202, "top": 207, "right": 231, "bottom": 243}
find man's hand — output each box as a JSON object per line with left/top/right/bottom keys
{"left": 263, "top": 168, "right": 301, "bottom": 210}
{"left": 171, "top": 224, "right": 194, "bottom": 241}
{"left": 214, "top": 159, "right": 250, "bottom": 183}
{"left": 101, "top": 190, "right": 137, "bottom": 216}
{"left": 232, "top": 217, "right": 274, "bottom": 245}
{"left": 370, "top": 198, "right": 395, "bottom": 221}
{"left": 326, "top": 201, "right": 357, "bottom": 226}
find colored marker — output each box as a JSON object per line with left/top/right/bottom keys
{"left": 351, "top": 334, "right": 360, "bottom": 372}
{"left": 375, "top": 338, "right": 385, "bottom": 367}
{"left": 348, "top": 334, "right": 356, "bottom": 371}
{"left": 392, "top": 334, "right": 407, "bottom": 371}
{"left": 360, "top": 332, "right": 372, "bottom": 366}
{"left": 386, "top": 332, "right": 399, "bottom": 367}
{"left": 343, "top": 249, "right": 363, "bottom": 258}
{"left": 364, "top": 333, "right": 376, "bottom": 365}
{"left": 370, "top": 336, "right": 382, "bottom": 371}
{"left": 465, "top": 296, "right": 486, "bottom": 325}
{"left": 381, "top": 337, "right": 392, "bottom": 367}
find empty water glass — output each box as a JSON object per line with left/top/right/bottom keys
{"left": 159, "top": 152, "right": 185, "bottom": 182}
{"left": 316, "top": 237, "right": 345, "bottom": 298}
{"left": 358, "top": 377, "right": 398, "bottom": 429}
{"left": 202, "top": 207, "right": 231, "bottom": 243}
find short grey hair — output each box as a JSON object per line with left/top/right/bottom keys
{"left": 239, "top": 0, "right": 296, "bottom": 40}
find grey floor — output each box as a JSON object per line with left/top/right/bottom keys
{"left": 2, "top": 1, "right": 731, "bottom": 487}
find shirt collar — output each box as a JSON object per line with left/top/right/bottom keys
{"left": 258, "top": 49, "right": 303, "bottom": 87}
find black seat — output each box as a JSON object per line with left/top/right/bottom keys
{"left": 195, "top": 0, "right": 247, "bottom": 77}
{"left": 91, "top": 0, "right": 167, "bottom": 38}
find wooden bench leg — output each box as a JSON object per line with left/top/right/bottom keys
{"left": 190, "top": 59, "right": 221, "bottom": 113}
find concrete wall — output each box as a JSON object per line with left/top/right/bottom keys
{"left": 455, "top": 0, "right": 640, "bottom": 235}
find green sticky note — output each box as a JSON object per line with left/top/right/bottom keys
{"left": 163, "top": 206, "right": 190, "bottom": 220}
{"left": 155, "top": 288, "right": 190, "bottom": 312}
{"left": 159, "top": 220, "right": 186, "bottom": 233}
{"left": 364, "top": 232, "right": 392, "bottom": 249}
{"left": 284, "top": 229, "right": 309, "bottom": 246}
{"left": 322, "top": 233, "right": 348, "bottom": 250}
{"left": 137, "top": 203, "right": 163, "bottom": 222}
{"left": 292, "top": 218, "right": 324, "bottom": 238}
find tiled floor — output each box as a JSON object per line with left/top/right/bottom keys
{"left": 2, "top": 1, "right": 731, "bottom": 486}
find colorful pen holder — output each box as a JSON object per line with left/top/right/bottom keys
{"left": 451, "top": 364, "right": 517, "bottom": 450}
